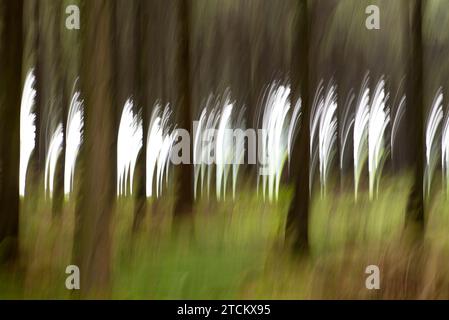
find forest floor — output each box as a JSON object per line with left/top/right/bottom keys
{"left": 1, "top": 175, "right": 449, "bottom": 299}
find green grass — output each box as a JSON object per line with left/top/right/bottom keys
{"left": 2, "top": 174, "right": 449, "bottom": 299}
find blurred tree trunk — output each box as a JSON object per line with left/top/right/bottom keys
{"left": 52, "top": 2, "right": 66, "bottom": 218}
{"left": 114, "top": 0, "right": 138, "bottom": 155}
{"left": 36, "top": 0, "right": 65, "bottom": 216}
{"left": 247, "top": 0, "right": 295, "bottom": 189}
{"left": 405, "top": 0, "right": 425, "bottom": 231}
{"left": 190, "top": 0, "right": 260, "bottom": 203}
{"left": 133, "top": 0, "right": 146, "bottom": 232}
{"left": 113, "top": 0, "right": 142, "bottom": 230}
{"left": 23, "top": 0, "right": 41, "bottom": 192}
{"left": 74, "top": 0, "right": 115, "bottom": 296}
{"left": 140, "top": 0, "right": 187, "bottom": 226}
{"left": 61, "top": 0, "right": 81, "bottom": 196}
{"left": 286, "top": 0, "right": 310, "bottom": 254}
{"left": 173, "top": 0, "right": 193, "bottom": 217}
{"left": 0, "top": 0, "right": 23, "bottom": 263}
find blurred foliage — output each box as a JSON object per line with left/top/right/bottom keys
{"left": 2, "top": 175, "right": 449, "bottom": 299}
{"left": 3, "top": 0, "right": 449, "bottom": 300}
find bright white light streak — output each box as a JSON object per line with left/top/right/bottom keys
{"left": 425, "top": 89, "right": 443, "bottom": 196}
{"left": 390, "top": 77, "right": 407, "bottom": 163}
{"left": 340, "top": 89, "right": 355, "bottom": 171}
{"left": 353, "top": 76, "right": 370, "bottom": 200}
{"left": 194, "top": 91, "right": 247, "bottom": 201}
{"left": 368, "top": 77, "right": 390, "bottom": 199}
{"left": 442, "top": 100, "right": 449, "bottom": 194}
{"left": 309, "top": 80, "right": 324, "bottom": 193}
{"left": 204, "top": 107, "right": 220, "bottom": 198}
{"left": 117, "top": 99, "right": 142, "bottom": 196}
{"left": 232, "top": 107, "right": 246, "bottom": 199}
{"left": 318, "top": 83, "right": 338, "bottom": 196}
{"left": 287, "top": 98, "right": 302, "bottom": 171}
{"left": 193, "top": 107, "right": 207, "bottom": 200}
{"left": 146, "top": 103, "right": 175, "bottom": 198}
{"left": 156, "top": 107, "right": 175, "bottom": 198}
{"left": 44, "top": 124, "right": 63, "bottom": 197}
{"left": 310, "top": 80, "right": 338, "bottom": 196}
{"left": 259, "top": 83, "right": 291, "bottom": 201}
{"left": 64, "top": 91, "right": 83, "bottom": 196}
{"left": 390, "top": 95, "right": 406, "bottom": 161}
{"left": 215, "top": 100, "right": 233, "bottom": 201}
{"left": 19, "top": 69, "right": 37, "bottom": 197}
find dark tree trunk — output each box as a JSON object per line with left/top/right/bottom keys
{"left": 114, "top": 0, "right": 138, "bottom": 128}
{"left": 74, "top": 0, "right": 116, "bottom": 296}
{"left": 53, "top": 1, "right": 66, "bottom": 219}
{"left": 405, "top": 0, "right": 425, "bottom": 231}
{"left": 0, "top": 0, "right": 23, "bottom": 263}
{"left": 133, "top": 0, "right": 146, "bottom": 232}
{"left": 113, "top": 0, "right": 141, "bottom": 230}
{"left": 286, "top": 0, "right": 310, "bottom": 254}
{"left": 173, "top": 0, "right": 193, "bottom": 217}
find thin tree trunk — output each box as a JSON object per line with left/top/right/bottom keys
{"left": 113, "top": 0, "right": 140, "bottom": 229}
{"left": 174, "top": 0, "right": 193, "bottom": 217}
{"left": 46, "top": 1, "right": 65, "bottom": 217}
{"left": 286, "top": 0, "right": 310, "bottom": 254}
{"left": 133, "top": 0, "right": 146, "bottom": 232}
{"left": 405, "top": 0, "right": 424, "bottom": 231}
